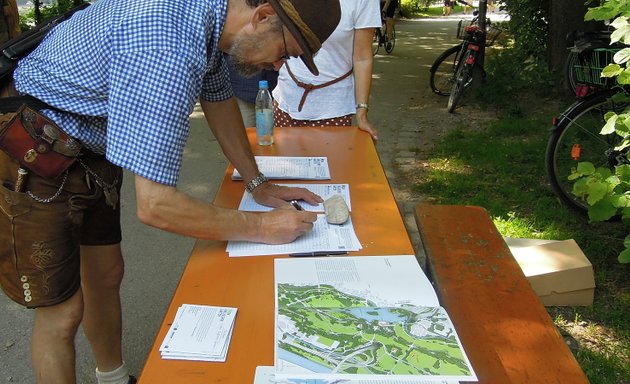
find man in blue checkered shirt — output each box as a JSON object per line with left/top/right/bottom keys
{"left": 1, "top": 0, "right": 340, "bottom": 382}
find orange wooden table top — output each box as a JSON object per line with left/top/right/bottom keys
{"left": 138, "top": 126, "right": 415, "bottom": 383}
{"left": 414, "top": 204, "right": 589, "bottom": 384}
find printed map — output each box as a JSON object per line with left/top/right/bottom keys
{"left": 276, "top": 283, "right": 473, "bottom": 379}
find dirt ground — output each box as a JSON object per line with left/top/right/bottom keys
{"left": 368, "top": 16, "right": 501, "bottom": 265}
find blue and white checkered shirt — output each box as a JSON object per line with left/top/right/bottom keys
{"left": 14, "top": 0, "right": 232, "bottom": 186}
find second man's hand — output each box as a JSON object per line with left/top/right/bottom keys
{"left": 252, "top": 182, "right": 323, "bottom": 208}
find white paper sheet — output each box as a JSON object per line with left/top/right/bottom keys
{"left": 159, "top": 304, "right": 237, "bottom": 362}
{"left": 226, "top": 215, "right": 362, "bottom": 257}
{"left": 273, "top": 255, "right": 439, "bottom": 308}
{"left": 232, "top": 156, "right": 331, "bottom": 180}
{"left": 239, "top": 184, "right": 351, "bottom": 212}
{"left": 253, "top": 366, "right": 457, "bottom": 384}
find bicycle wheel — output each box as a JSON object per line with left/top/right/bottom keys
{"left": 447, "top": 51, "right": 474, "bottom": 113}
{"left": 429, "top": 44, "right": 463, "bottom": 96}
{"left": 546, "top": 89, "right": 628, "bottom": 213}
{"left": 385, "top": 24, "right": 396, "bottom": 54}
{"left": 372, "top": 28, "right": 381, "bottom": 56}
{"left": 564, "top": 51, "right": 579, "bottom": 96}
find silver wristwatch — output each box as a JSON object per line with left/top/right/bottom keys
{"left": 245, "top": 173, "right": 268, "bottom": 193}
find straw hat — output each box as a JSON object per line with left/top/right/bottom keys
{"left": 267, "top": 0, "right": 341, "bottom": 75}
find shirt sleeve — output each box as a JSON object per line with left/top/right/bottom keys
{"left": 106, "top": 49, "right": 202, "bottom": 186}
{"left": 200, "top": 51, "right": 234, "bottom": 102}
{"left": 357, "top": 0, "right": 382, "bottom": 29}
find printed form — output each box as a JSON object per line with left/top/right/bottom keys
{"left": 159, "top": 304, "right": 237, "bottom": 362}
{"left": 232, "top": 156, "right": 331, "bottom": 180}
{"left": 226, "top": 215, "right": 361, "bottom": 257}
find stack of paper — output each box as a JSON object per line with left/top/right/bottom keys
{"left": 272, "top": 255, "right": 477, "bottom": 383}
{"left": 226, "top": 215, "right": 362, "bottom": 257}
{"left": 232, "top": 156, "right": 331, "bottom": 180}
{"left": 159, "top": 304, "right": 237, "bottom": 362}
{"left": 253, "top": 366, "right": 458, "bottom": 384}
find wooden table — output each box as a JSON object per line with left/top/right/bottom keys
{"left": 138, "top": 126, "right": 415, "bottom": 383}
{"left": 414, "top": 204, "right": 589, "bottom": 384}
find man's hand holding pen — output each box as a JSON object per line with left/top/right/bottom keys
{"left": 245, "top": 180, "right": 322, "bottom": 244}
{"left": 257, "top": 203, "right": 318, "bottom": 244}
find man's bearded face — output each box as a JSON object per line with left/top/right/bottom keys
{"left": 229, "top": 28, "right": 278, "bottom": 77}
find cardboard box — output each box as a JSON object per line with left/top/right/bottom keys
{"left": 504, "top": 238, "right": 595, "bottom": 306}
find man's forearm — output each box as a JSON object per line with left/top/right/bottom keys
{"left": 135, "top": 175, "right": 261, "bottom": 241}
{"left": 200, "top": 97, "right": 261, "bottom": 183}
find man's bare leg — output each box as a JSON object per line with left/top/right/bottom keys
{"left": 32, "top": 289, "right": 84, "bottom": 384}
{"left": 80, "top": 244, "right": 125, "bottom": 372}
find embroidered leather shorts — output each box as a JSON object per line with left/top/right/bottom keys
{"left": 0, "top": 150, "right": 122, "bottom": 308}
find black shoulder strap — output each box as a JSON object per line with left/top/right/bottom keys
{"left": 1, "top": 2, "right": 91, "bottom": 83}
{"left": 0, "top": 3, "right": 90, "bottom": 113}
{"left": 0, "top": 95, "right": 60, "bottom": 113}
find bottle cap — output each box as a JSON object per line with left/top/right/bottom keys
{"left": 259, "top": 80, "right": 269, "bottom": 89}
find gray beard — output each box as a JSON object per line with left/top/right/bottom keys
{"left": 228, "top": 35, "right": 266, "bottom": 77}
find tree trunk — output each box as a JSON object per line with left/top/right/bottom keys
{"left": 547, "top": 0, "right": 603, "bottom": 76}
{"left": 33, "top": 0, "right": 42, "bottom": 25}
{"left": 1, "top": 0, "right": 20, "bottom": 43}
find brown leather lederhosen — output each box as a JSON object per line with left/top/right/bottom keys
{"left": 0, "top": 79, "right": 20, "bottom": 125}
{"left": 285, "top": 63, "right": 353, "bottom": 112}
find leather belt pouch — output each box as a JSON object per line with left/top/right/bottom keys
{"left": 0, "top": 105, "right": 81, "bottom": 179}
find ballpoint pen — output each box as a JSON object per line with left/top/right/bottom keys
{"left": 288, "top": 251, "right": 348, "bottom": 257}
{"left": 290, "top": 200, "right": 303, "bottom": 211}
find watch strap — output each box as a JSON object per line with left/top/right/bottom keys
{"left": 245, "top": 173, "right": 268, "bottom": 193}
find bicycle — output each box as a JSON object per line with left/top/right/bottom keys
{"left": 428, "top": 0, "right": 502, "bottom": 112}
{"left": 372, "top": 12, "right": 396, "bottom": 55}
{"left": 546, "top": 48, "right": 629, "bottom": 214}
{"left": 563, "top": 30, "right": 618, "bottom": 97}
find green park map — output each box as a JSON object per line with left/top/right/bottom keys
{"left": 276, "top": 283, "right": 474, "bottom": 380}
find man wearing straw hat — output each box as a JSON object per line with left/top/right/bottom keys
{"left": 0, "top": 0, "right": 341, "bottom": 382}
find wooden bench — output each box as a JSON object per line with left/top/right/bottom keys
{"left": 414, "top": 204, "right": 589, "bottom": 384}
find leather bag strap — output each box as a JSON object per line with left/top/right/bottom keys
{"left": 285, "top": 63, "right": 354, "bottom": 112}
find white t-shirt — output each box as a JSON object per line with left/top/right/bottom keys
{"left": 272, "top": 0, "right": 381, "bottom": 120}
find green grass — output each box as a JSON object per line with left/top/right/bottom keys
{"left": 411, "top": 110, "right": 630, "bottom": 383}
{"left": 400, "top": 1, "right": 465, "bottom": 18}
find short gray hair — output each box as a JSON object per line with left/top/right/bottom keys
{"left": 245, "top": 0, "right": 268, "bottom": 6}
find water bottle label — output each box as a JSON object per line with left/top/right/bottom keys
{"left": 256, "top": 109, "right": 274, "bottom": 137}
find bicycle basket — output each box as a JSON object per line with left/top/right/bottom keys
{"left": 456, "top": 20, "right": 475, "bottom": 40}
{"left": 455, "top": 20, "right": 503, "bottom": 46}
{"left": 486, "top": 25, "right": 502, "bottom": 47}
{"left": 573, "top": 48, "right": 618, "bottom": 86}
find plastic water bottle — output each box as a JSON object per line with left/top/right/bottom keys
{"left": 255, "top": 80, "right": 274, "bottom": 146}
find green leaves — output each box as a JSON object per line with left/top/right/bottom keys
{"left": 601, "top": 112, "right": 619, "bottom": 134}
{"left": 602, "top": 63, "right": 624, "bottom": 78}
{"left": 613, "top": 48, "right": 630, "bottom": 65}
{"left": 611, "top": 19, "right": 630, "bottom": 44}
{"left": 620, "top": 235, "right": 630, "bottom": 262}
{"left": 588, "top": 197, "right": 619, "bottom": 221}
{"left": 585, "top": 3, "right": 630, "bottom": 22}
{"left": 574, "top": 0, "right": 630, "bottom": 263}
